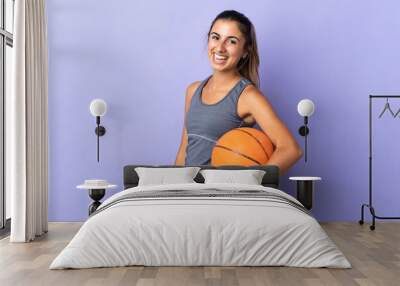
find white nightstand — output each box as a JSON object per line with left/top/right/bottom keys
{"left": 77, "top": 180, "right": 117, "bottom": 215}
{"left": 289, "top": 177, "right": 321, "bottom": 210}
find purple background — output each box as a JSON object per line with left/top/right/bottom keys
{"left": 47, "top": 0, "right": 400, "bottom": 222}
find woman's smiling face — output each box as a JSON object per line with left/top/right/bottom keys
{"left": 207, "top": 19, "right": 247, "bottom": 72}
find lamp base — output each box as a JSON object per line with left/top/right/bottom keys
{"left": 95, "top": 126, "right": 106, "bottom": 136}
{"left": 298, "top": 126, "right": 309, "bottom": 136}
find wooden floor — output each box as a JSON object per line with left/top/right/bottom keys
{"left": 0, "top": 222, "right": 399, "bottom": 286}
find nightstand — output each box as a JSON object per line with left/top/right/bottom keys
{"left": 289, "top": 177, "right": 321, "bottom": 210}
{"left": 77, "top": 180, "right": 117, "bottom": 215}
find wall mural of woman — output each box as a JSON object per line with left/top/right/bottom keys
{"left": 175, "top": 10, "right": 302, "bottom": 173}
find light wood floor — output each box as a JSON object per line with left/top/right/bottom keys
{"left": 0, "top": 222, "right": 399, "bottom": 286}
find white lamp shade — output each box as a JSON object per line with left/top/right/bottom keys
{"left": 89, "top": 99, "right": 107, "bottom": 117}
{"left": 297, "top": 99, "right": 315, "bottom": 117}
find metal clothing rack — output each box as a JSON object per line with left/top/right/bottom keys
{"left": 359, "top": 95, "right": 400, "bottom": 230}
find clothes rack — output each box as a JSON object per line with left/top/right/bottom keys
{"left": 359, "top": 95, "right": 400, "bottom": 230}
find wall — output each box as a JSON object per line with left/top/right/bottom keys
{"left": 47, "top": 0, "right": 400, "bottom": 221}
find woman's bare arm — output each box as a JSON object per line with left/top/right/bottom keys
{"left": 174, "top": 81, "right": 201, "bottom": 165}
{"left": 238, "top": 86, "right": 303, "bottom": 173}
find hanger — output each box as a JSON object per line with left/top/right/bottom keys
{"left": 394, "top": 106, "right": 400, "bottom": 118}
{"left": 378, "top": 98, "right": 395, "bottom": 118}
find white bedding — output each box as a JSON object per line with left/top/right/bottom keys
{"left": 50, "top": 183, "right": 351, "bottom": 269}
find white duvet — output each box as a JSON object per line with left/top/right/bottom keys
{"left": 50, "top": 183, "right": 351, "bottom": 269}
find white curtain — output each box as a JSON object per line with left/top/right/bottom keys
{"left": 8, "top": 0, "right": 48, "bottom": 242}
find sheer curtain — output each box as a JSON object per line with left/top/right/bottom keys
{"left": 8, "top": 0, "right": 48, "bottom": 242}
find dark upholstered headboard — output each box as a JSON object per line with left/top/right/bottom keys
{"left": 123, "top": 165, "right": 280, "bottom": 189}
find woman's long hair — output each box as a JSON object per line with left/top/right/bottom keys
{"left": 208, "top": 10, "right": 260, "bottom": 87}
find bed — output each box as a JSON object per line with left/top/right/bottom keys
{"left": 50, "top": 165, "right": 350, "bottom": 269}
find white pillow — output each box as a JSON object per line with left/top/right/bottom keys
{"left": 200, "top": 169, "right": 266, "bottom": 185}
{"left": 135, "top": 167, "right": 201, "bottom": 186}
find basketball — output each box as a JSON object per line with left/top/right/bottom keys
{"left": 211, "top": 127, "right": 274, "bottom": 166}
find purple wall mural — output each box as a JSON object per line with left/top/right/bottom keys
{"left": 47, "top": 0, "right": 400, "bottom": 221}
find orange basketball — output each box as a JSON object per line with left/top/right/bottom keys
{"left": 211, "top": 127, "right": 274, "bottom": 166}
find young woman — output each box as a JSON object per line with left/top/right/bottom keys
{"left": 175, "top": 10, "right": 302, "bottom": 173}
